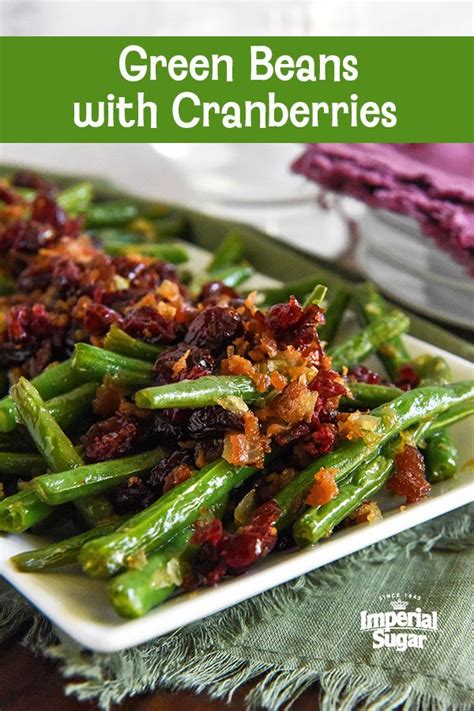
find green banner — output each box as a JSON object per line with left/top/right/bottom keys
{"left": 1, "top": 37, "right": 472, "bottom": 141}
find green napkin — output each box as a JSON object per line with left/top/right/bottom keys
{"left": 1, "top": 505, "right": 472, "bottom": 710}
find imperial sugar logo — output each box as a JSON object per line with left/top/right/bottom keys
{"left": 360, "top": 593, "right": 438, "bottom": 652}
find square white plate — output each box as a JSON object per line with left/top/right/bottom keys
{"left": 1, "top": 249, "right": 473, "bottom": 651}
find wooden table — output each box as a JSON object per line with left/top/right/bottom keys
{"left": 0, "top": 630, "right": 316, "bottom": 710}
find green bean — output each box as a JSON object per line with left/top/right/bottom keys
{"left": 274, "top": 381, "right": 474, "bottom": 529}
{"left": 104, "top": 325, "right": 165, "bottom": 362}
{"left": 207, "top": 232, "right": 246, "bottom": 274}
{"left": 425, "top": 430, "right": 459, "bottom": 483}
{"left": 86, "top": 200, "right": 140, "bottom": 227}
{"left": 46, "top": 382, "right": 99, "bottom": 431}
{"left": 71, "top": 344, "right": 153, "bottom": 388}
{"left": 11, "top": 377, "right": 113, "bottom": 528}
{"left": 426, "top": 401, "right": 474, "bottom": 435}
{"left": 206, "top": 263, "right": 254, "bottom": 289}
{"left": 293, "top": 456, "right": 393, "bottom": 547}
{"left": 135, "top": 375, "right": 260, "bottom": 410}
{"left": 11, "top": 377, "right": 83, "bottom": 472}
{"left": 11, "top": 517, "right": 125, "bottom": 572}
{"left": 355, "top": 283, "right": 410, "bottom": 380}
{"left": 104, "top": 241, "right": 189, "bottom": 264}
{"left": 260, "top": 275, "right": 324, "bottom": 307}
{"left": 302, "top": 284, "right": 327, "bottom": 308}
{"left": 411, "top": 354, "right": 451, "bottom": 386}
{"left": 79, "top": 459, "right": 257, "bottom": 578}
{"left": 57, "top": 182, "right": 93, "bottom": 214}
{"left": 340, "top": 382, "right": 403, "bottom": 410}
{"left": 0, "top": 452, "right": 46, "bottom": 480}
{"left": 33, "top": 449, "right": 164, "bottom": 505}
{"left": 0, "top": 489, "right": 54, "bottom": 533}
{"left": 318, "top": 288, "right": 351, "bottom": 346}
{"left": 328, "top": 310, "right": 410, "bottom": 371}
{"left": 0, "top": 359, "right": 86, "bottom": 433}
{"left": 108, "top": 528, "right": 192, "bottom": 618}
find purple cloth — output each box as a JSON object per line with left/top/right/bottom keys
{"left": 292, "top": 144, "right": 474, "bottom": 275}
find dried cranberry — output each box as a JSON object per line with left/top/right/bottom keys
{"left": 348, "top": 364, "right": 383, "bottom": 385}
{"left": 146, "top": 450, "right": 193, "bottom": 494}
{"left": 266, "top": 298, "right": 324, "bottom": 348}
{"left": 111, "top": 476, "right": 155, "bottom": 515}
{"left": 83, "top": 303, "right": 122, "bottom": 336}
{"left": 184, "top": 306, "right": 242, "bottom": 354}
{"left": 153, "top": 344, "right": 214, "bottom": 386}
{"left": 396, "top": 364, "right": 420, "bottom": 391}
{"left": 191, "top": 518, "right": 225, "bottom": 547}
{"left": 186, "top": 406, "right": 244, "bottom": 440}
{"left": 6, "top": 304, "right": 50, "bottom": 343}
{"left": 309, "top": 369, "right": 347, "bottom": 399}
{"left": 266, "top": 297, "right": 303, "bottom": 333}
{"left": 122, "top": 306, "right": 177, "bottom": 344}
{"left": 152, "top": 412, "right": 186, "bottom": 445}
{"left": 387, "top": 445, "right": 431, "bottom": 504}
{"left": 220, "top": 501, "right": 281, "bottom": 572}
{"left": 51, "top": 257, "right": 82, "bottom": 295}
{"left": 12, "top": 171, "right": 54, "bottom": 192}
{"left": 31, "top": 194, "right": 68, "bottom": 233}
{"left": 82, "top": 414, "right": 144, "bottom": 462}
{"left": 197, "top": 281, "right": 238, "bottom": 303}
{"left": 304, "top": 422, "right": 337, "bottom": 457}
{"left": 0, "top": 185, "right": 19, "bottom": 205}
{"left": 0, "top": 220, "right": 56, "bottom": 253}
{"left": 16, "top": 263, "right": 53, "bottom": 292}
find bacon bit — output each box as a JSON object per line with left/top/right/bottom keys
{"left": 244, "top": 290, "right": 258, "bottom": 315}
{"left": 171, "top": 348, "right": 190, "bottom": 377}
{"left": 257, "top": 467, "right": 296, "bottom": 500}
{"left": 387, "top": 445, "right": 431, "bottom": 504}
{"left": 222, "top": 411, "right": 269, "bottom": 468}
{"left": 270, "top": 371, "right": 287, "bottom": 391}
{"left": 163, "top": 463, "right": 196, "bottom": 493}
{"left": 157, "top": 301, "right": 176, "bottom": 320}
{"left": 156, "top": 279, "right": 182, "bottom": 305}
{"left": 305, "top": 467, "right": 339, "bottom": 506}
{"left": 273, "top": 381, "right": 318, "bottom": 424}
{"left": 92, "top": 378, "right": 124, "bottom": 418}
{"left": 344, "top": 500, "right": 383, "bottom": 527}
{"left": 221, "top": 354, "right": 269, "bottom": 392}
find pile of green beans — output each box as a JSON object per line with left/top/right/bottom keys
{"left": 0, "top": 179, "right": 471, "bottom": 622}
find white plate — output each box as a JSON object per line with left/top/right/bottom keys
{"left": 1, "top": 252, "right": 473, "bottom": 652}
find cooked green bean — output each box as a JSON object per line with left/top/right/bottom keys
{"left": 103, "top": 326, "right": 165, "bottom": 362}
{"left": 108, "top": 528, "right": 192, "bottom": 618}
{"left": 328, "top": 310, "right": 410, "bottom": 371}
{"left": 340, "top": 382, "right": 403, "bottom": 410}
{"left": 207, "top": 232, "right": 245, "bottom": 273}
{"left": 426, "top": 401, "right": 474, "bottom": 435}
{"left": 302, "top": 284, "right": 327, "bottom": 308}
{"left": 104, "top": 241, "right": 189, "bottom": 264}
{"left": 0, "top": 274, "right": 14, "bottom": 296}
{"left": 135, "top": 375, "right": 260, "bottom": 410}
{"left": 355, "top": 283, "right": 410, "bottom": 380}
{"left": 71, "top": 344, "right": 153, "bottom": 388}
{"left": 12, "top": 517, "right": 125, "bottom": 571}
{"left": 318, "top": 288, "right": 350, "bottom": 345}
{"left": 57, "top": 182, "right": 93, "bottom": 214}
{"left": 86, "top": 200, "right": 140, "bottom": 227}
{"left": 0, "top": 489, "right": 54, "bottom": 533}
{"left": 0, "top": 452, "right": 46, "bottom": 480}
{"left": 46, "top": 382, "right": 99, "bottom": 432}
{"left": 425, "top": 430, "right": 459, "bottom": 483}
{"left": 0, "top": 359, "right": 86, "bottom": 433}
{"left": 260, "top": 275, "right": 325, "bottom": 306}
{"left": 293, "top": 456, "right": 393, "bottom": 547}
{"left": 411, "top": 354, "right": 451, "bottom": 386}
{"left": 33, "top": 449, "right": 164, "bottom": 505}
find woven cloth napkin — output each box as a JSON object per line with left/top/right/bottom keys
{"left": 1, "top": 504, "right": 473, "bottom": 710}
{"left": 292, "top": 143, "right": 474, "bottom": 274}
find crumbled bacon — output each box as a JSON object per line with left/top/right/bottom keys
{"left": 387, "top": 445, "right": 431, "bottom": 504}
{"left": 305, "top": 467, "right": 339, "bottom": 506}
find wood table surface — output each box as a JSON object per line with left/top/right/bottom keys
{"left": 0, "top": 629, "right": 317, "bottom": 711}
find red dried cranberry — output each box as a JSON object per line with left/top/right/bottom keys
{"left": 275, "top": 422, "right": 311, "bottom": 447}
{"left": 153, "top": 344, "right": 214, "bottom": 386}
{"left": 266, "top": 298, "right": 324, "bottom": 348}
{"left": 6, "top": 304, "right": 50, "bottom": 343}
{"left": 266, "top": 297, "right": 303, "bottom": 333}
{"left": 348, "top": 364, "right": 383, "bottom": 385}
{"left": 0, "top": 185, "right": 19, "bottom": 205}
{"left": 184, "top": 306, "right": 242, "bottom": 354}
{"left": 51, "top": 257, "right": 82, "bottom": 295}
{"left": 31, "top": 194, "right": 68, "bottom": 233}
{"left": 82, "top": 414, "right": 142, "bottom": 462}
{"left": 396, "top": 364, "right": 420, "bottom": 391}
{"left": 304, "top": 422, "right": 337, "bottom": 457}
{"left": 122, "top": 306, "right": 177, "bottom": 344}
{"left": 387, "top": 445, "right": 431, "bottom": 504}
{"left": 220, "top": 501, "right": 281, "bottom": 572}
{"left": 83, "top": 303, "right": 122, "bottom": 336}
{"left": 309, "top": 368, "right": 347, "bottom": 398}
{"left": 197, "top": 281, "right": 238, "bottom": 303}
{"left": 191, "top": 518, "right": 224, "bottom": 547}
{"left": 186, "top": 406, "right": 244, "bottom": 440}
{"left": 146, "top": 450, "right": 193, "bottom": 494}
{"left": 0, "top": 220, "right": 56, "bottom": 253}
{"left": 12, "top": 171, "right": 54, "bottom": 192}
{"left": 111, "top": 476, "right": 155, "bottom": 515}
{"left": 151, "top": 413, "right": 186, "bottom": 445}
